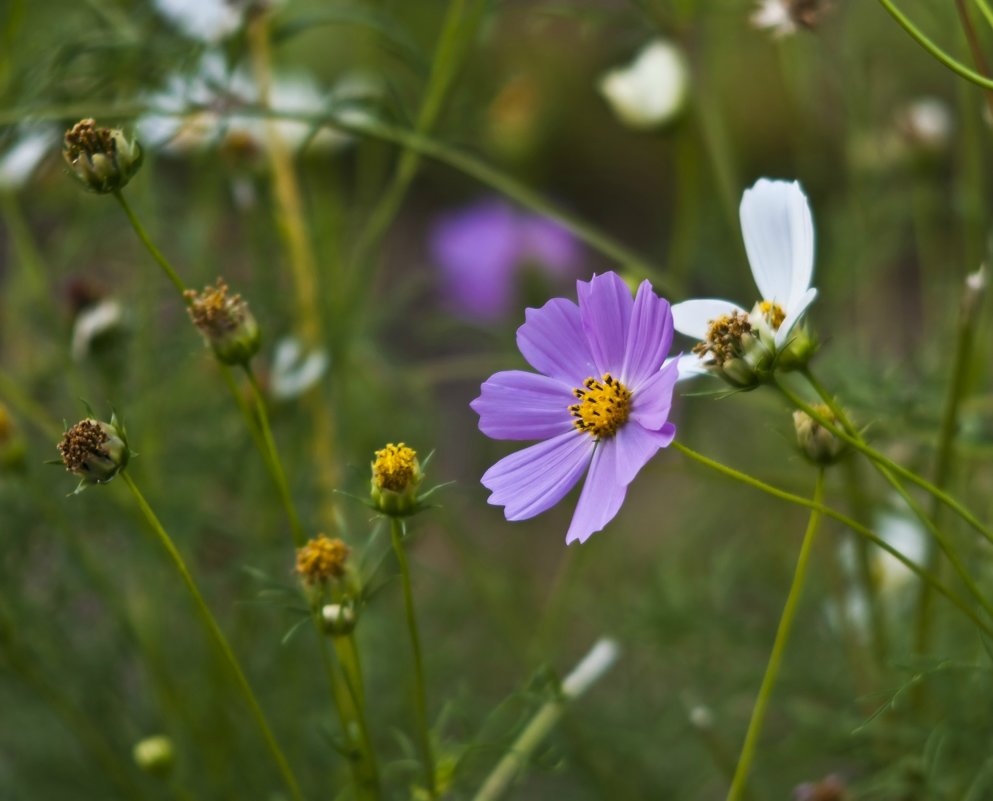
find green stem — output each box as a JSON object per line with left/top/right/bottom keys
{"left": 788, "top": 371, "right": 993, "bottom": 549}
{"left": 390, "top": 517, "right": 436, "bottom": 799}
{"left": 726, "top": 471, "right": 825, "bottom": 801}
{"left": 974, "top": 0, "right": 993, "bottom": 29}
{"left": 243, "top": 366, "right": 306, "bottom": 547}
{"left": 120, "top": 472, "right": 305, "bottom": 801}
{"left": 783, "top": 376, "right": 993, "bottom": 626}
{"left": 471, "top": 639, "right": 619, "bottom": 801}
{"left": 113, "top": 191, "right": 189, "bottom": 299}
{"left": 330, "top": 631, "right": 381, "bottom": 800}
{"left": 876, "top": 0, "right": 993, "bottom": 90}
{"left": 671, "top": 442, "right": 993, "bottom": 639}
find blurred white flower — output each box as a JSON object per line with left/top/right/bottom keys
{"left": 598, "top": 40, "right": 688, "bottom": 130}
{"left": 270, "top": 337, "right": 329, "bottom": 400}
{"left": 0, "top": 128, "right": 55, "bottom": 190}
{"left": 872, "top": 508, "right": 928, "bottom": 592}
{"left": 71, "top": 299, "right": 127, "bottom": 362}
{"left": 153, "top": 0, "right": 245, "bottom": 43}
{"left": 138, "top": 52, "right": 379, "bottom": 156}
{"left": 751, "top": 0, "right": 833, "bottom": 37}
{"left": 896, "top": 97, "right": 953, "bottom": 152}
{"left": 672, "top": 179, "right": 817, "bottom": 380}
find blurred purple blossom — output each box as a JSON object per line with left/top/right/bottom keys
{"left": 430, "top": 198, "right": 584, "bottom": 322}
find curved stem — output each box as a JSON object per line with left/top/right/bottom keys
{"left": 786, "top": 372, "right": 993, "bottom": 549}
{"left": 390, "top": 517, "right": 436, "bottom": 799}
{"left": 243, "top": 366, "right": 306, "bottom": 547}
{"left": 726, "top": 470, "right": 825, "bottom": 801}
{"left": 671, "top": 442, "right": 993, "bottom": 639}
{"left": 113, "top": 191, "right": 189, "bottom": 299}
{"left": 877, "top": 0, "right": 993, "bottom": 90}
{"left": 120, "top": 473, "right": 304, "bottom": 801}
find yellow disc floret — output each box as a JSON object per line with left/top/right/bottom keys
{"left": 295, "top": 535, "right": 350, "bottom": 584}
{"left": 372, "top": 443, "right": 419, "bottom": 492}
{"left": 569, "top": 374, "right": 632, "bottom": 439}
{"left": 758, "top": 300, "right": 786, "bottom": 330}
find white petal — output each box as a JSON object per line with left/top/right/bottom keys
{"left": 774, "top": 287, "right": 817, "bottom": 349}
{"left": 598, "top": 40, "right": 688, "bottom": 130}
{"left": 0, "top": 130, "right": 53, "bottom": 190}
{"left": 669, "top": 353, "right": 710, "bottom": 381}
{"left": 671, "top": 298, "right": 746, "bottom": 340}
{"left": 740, "top": 179, "right": 814, "bottom": 310}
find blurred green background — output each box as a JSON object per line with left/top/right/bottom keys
{"left": 1, "top": 0, "right": 992, "bottom": 798}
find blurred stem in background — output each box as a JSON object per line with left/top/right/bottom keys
{"left": 247, "top": 7, "right": 342, "bottom": 533}
{"left": 672, "top": 442, "right": 993, "bottom": 639}
{"left": 725, "top": 470, "right": 825, "bottom": 801}
{"left": 390, "top": 516, "right": 437, "bottom": 799}
{"left": 914, "top": 269, "right": 986, "bottom": 662}
{"left": 120, "top": 472, "right": 305, "bottom": 801}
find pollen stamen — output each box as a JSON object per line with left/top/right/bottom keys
{"left": 693, "top": 311, "right": 752, "bottom": 365}
{"left": 758, "top": 300, "right": 786, "bottom": 330}
{"left": 569, "top": 373, "right": 632, "bottom": 439}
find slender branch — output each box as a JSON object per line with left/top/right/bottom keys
{"left": 727, "top": 471, "right": 825, "bottom": 801}
{"left": 113, "top": 191, "right": 189, "bottom": 298}
{"left": 120, "top": 473, "right": 304, "bottom": 801}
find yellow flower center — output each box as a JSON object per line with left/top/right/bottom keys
{"left": 295, "top": 535, "right": 350, "bottom": 584}
{"left": 184, "top": 278, "right": 246, "bottom": 334}
{"left": 692, "top": 311, "right": 752, "bottom": 365}
{"left": 372, "top": 443, "right": 419, "bottom": 491}
{"left": 758, "top": 300, "right": 786, "bottom": 330}
{"left": 569, "top": 374, "right": 632, "bottom": 439}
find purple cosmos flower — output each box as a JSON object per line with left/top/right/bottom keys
{"left": 471, "top": 272, "right": 678, "bottom": 544}
{"left": 430, "top": 198, "right": 584, "bottom": 322}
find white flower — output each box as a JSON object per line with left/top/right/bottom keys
{"left": 71, "top": 299, "right": 127, "bottom": 362}
{"left": 872, "top": 509, "right": 928, "bottom": 592}
{"left": 270, "top": 337, "right": 329, "bottom": 400}
{"left": 896, "top": 97, "right": 953, "bottom": 152}
{"left": 0, "top": 128, "right": 55, "bottom": 190}
{"left": 598, "top": 39, "right": 688, "bottom": 130}
{"left": 153, "top": 0, "right": 246, "bottom": 43}
{"left": 671, "top": 178, "right": 817, "bottom": 379}
{"left": 751, "top": 0, "right": 797, "bottom": 37}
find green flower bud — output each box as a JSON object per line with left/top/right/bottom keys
{"left": 776, "top": 324, "right": 818, "bottom": 372}
{"left": 57, "top": 416, "right": 129, "bottom": 491}
{"left": 370, "top": 443, "right": 423, "bottom": 516}
{"left": 132, "top": 735, "right": 175, "bottom": 778}
{"left": 63, "top": 119, "right": 142, "bottom": 194}
{"left": 793, "top": 405, "right": 846, "bottom": 465}
{"left": 184, "top": 278, "right": 261, "bottom": 366}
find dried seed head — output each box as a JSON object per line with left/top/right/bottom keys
{"left": 63, "top": 119, "right": 142, "bottom": 194}
{"left": 184, "top": 278, "right": 261, "bottom": 365}
{"left": 57, "top": 417, "right": 129, "bottom": 489}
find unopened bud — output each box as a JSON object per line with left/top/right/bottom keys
{"left": 295, "top": 535, "right": 350, "bottom": 585}
{"left": 793, "top": 405, "right": 846, "bottom": 465}
{"left": 370, "top": 442, "right": 423, "bottom": 516}
{"left": 63, "top": 119, "right": 142, "bottom": 194}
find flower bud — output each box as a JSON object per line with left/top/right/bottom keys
{"left": 132, "top": 735, "right": 175, "bottom": 777}
{"left": 57, "top": 416, "right": 129, "bottom": 490}
{"left": 184, "top": 278, "right": 261, "bottom": 366}
{"left": 370, "top": 442, "right": 423, "bottom": 516}
{"left": 295, "top": 535, "right": 350, "bottom": 585}
{"left": 793, "top": 405, "right": 846, "bottom": 465}
{"left": 321, "top": 603, "right": 356, "bottom": 636}
{"left": 63, "top": 119, "right": 143, "bottom": 194}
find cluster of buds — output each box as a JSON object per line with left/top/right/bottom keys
{"left": 57, "top": 414, "right": 130, "bottom": 493}
{"left": 63, "top": 119, "right": 143, "bottom": 194}
{"left": 184, "top": 278, "right": 261, "bottom": 366}
{"left": 693, "top": 302, "right": 817, "bottom": 389}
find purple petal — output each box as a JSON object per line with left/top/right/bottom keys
{"left": 629, "top": 359, "right": 679, "bottom": 430}
{"left": 519, "top": 216, "right": 584, "bottom": 276}
{"left": 577, "top": 272, "right": 635, "bottom": 376}
{"left": 620, "top": 280, "right": 674, "bottom": 387}
{"left": 431, "top": 200, "right": 521, "bottom": 321}
{"left": 471, "top": 370, "right": 575, "bottom": 441}
{"left": 482, "top": 431, "right": 594, "bottom": 521}
{"left": 517, "top": 297, "right": 597, "bottom": 385}
{"left": 613, "top": 420, "right": 675, "bottom": 486}
{"left": 565, "top": 440, "right": 628, "bottom": 544}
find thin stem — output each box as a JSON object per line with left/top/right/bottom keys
{"left": 329, "top": 631, "right": 381, "bottom": 800}
{"left": 113, "top": 191, "right": 189, "bottom": 298}
{"left": 954, "top": 0, "right": 993, "bottom": 121}
{"left": 974, "top": 0, "right": 993, "bottom": 29}
{"left": 671, "top": 442, "right": 993, "bottom": 639}
{"left": 782, "top": 377, "right": 993, "bottom": 626}
{"left": 877, "top": 0, "right": 993, "bottom": 90}
{"left": 472, "top": 639, "right": 619, "bottom": 801}
{"left": 726, "top": 471, "right": 825, "bottom": 801}
{"left": 243, "top": 366, "right": 306, "bottom": 547}
{"left": 788, "top": 372, "right": 993, "bottom": 549}
{"left": 120, "top": 472, "right": 304, "bottom": 801}
{"left": 390, "top": 517, "right": 436, "bottom": 799}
